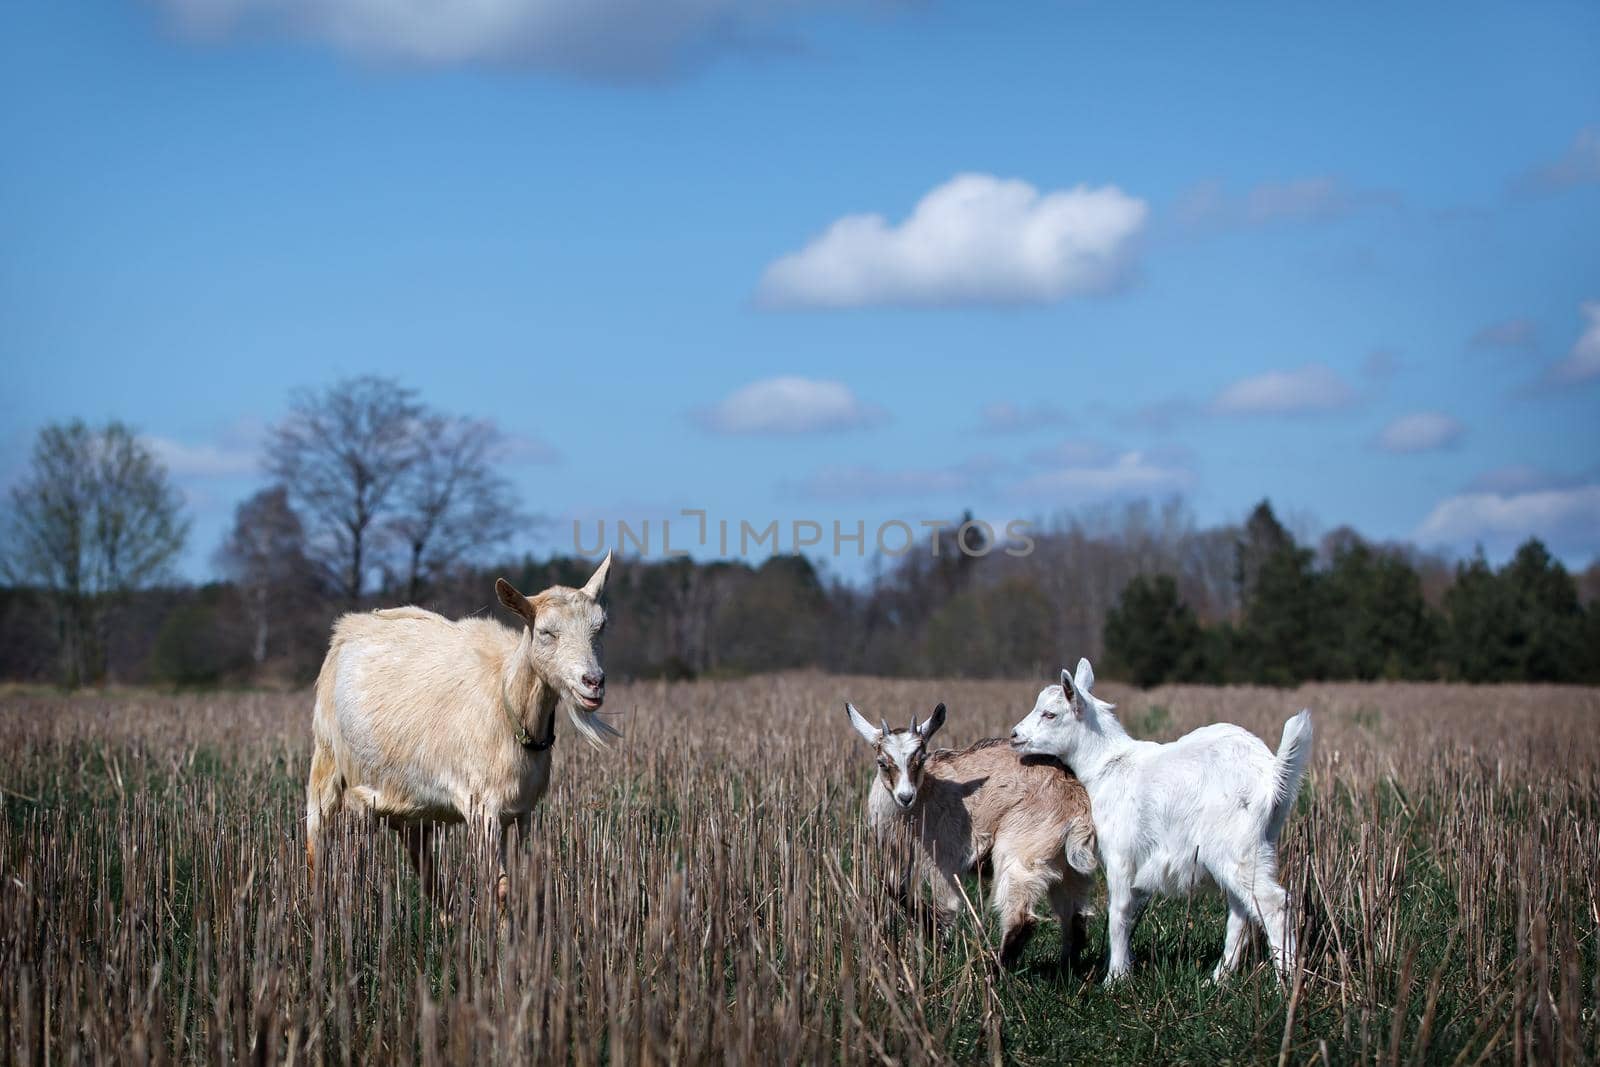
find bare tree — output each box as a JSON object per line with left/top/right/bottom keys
{"left": 3, "top": 420, "right": 188, "bottom": 685}
{"left": 265, "top": 377, "right": 422, "bottom": 605}
{"left": 215, "top": 485, "right": 317, "bottom": 666}
{"left": 388, "top": 415, "right": 519, "bottom": 603}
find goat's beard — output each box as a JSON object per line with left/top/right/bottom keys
{"left": 566, "top": 699, "right": 623, "bottom": 750}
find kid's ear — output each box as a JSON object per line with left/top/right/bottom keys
{"left": 1075, "top": 657, "right": 1096, "bottom": 694}
{"left": 845, "top": 703, "right": 881, "bottom": 745}
{"left": 918, "top": 702, "right": 947, "bottom": 741}
{"left": 496, "top": 578, "right": 536, "bottom": 626}
{"left": 1060, "top": 668, "right": 1084, "bottom": 717}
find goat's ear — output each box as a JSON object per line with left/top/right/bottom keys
{"left": 1075, "top": 657, "right": 1096, "bottom": 694}
{"left": 845, "top": 703, "right": 880, "bottom": 745}
{"left": 1060, "top": 668, "right": 1084, "bottom": 716}
{"left": 581, "top": 550, "right": 612, "bottom": 599}
{"left": 919, "top": 702, "right": 947, "bottom": 741}
{"left": 496, "top": 578, "right": 536, "bottom": 625}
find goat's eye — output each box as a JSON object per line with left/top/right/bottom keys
{"left": 877, "top": 760, "right": 892, "bottom": 773}
{"left": 1041, "top": 711, "right": 1057, "bottom": 721}
{"left": 538, "top": 629, "right": 557, "bottom": 640}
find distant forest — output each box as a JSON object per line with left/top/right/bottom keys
{"left": 4, "top": 498, "right": 1596, "bottom": 690}
{"left": 4, "top": 380, "right": 1597, "bottom": 689}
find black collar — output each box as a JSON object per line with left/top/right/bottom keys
{"left": 502, "top": 687, "right": 557, "bottom": 752}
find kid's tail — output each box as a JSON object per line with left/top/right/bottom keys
{"left": 1063, "top": 817, "right": 1098, "bottom": 875}
{"left": 1265, "top": 709, "right": 1313, "bottom": 843}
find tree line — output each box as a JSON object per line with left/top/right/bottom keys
{"left": 3, "top": 378, "right": 1597, "bottom": 688}
{"left": 1103, "top": 503, "right": 1599, "bottom": 686}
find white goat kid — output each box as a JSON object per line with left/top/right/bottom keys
{"left": 305, "top": 553, "right": 617, "bottom": 906}
{"left": 1010, "top": 659, "right": 1312, "bottom": 983}
{"left": 848, "top": 702, "right": 1098, "bottom": 969}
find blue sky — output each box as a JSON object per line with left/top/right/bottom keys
{"left": 2, "top": 1, "right": 1598, "bottom": 582}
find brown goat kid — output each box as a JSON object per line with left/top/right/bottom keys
{"left": 847, "top": 701, "right": 1098, "bottom": 969}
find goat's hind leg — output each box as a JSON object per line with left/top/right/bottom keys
{"left": 1048, "top": 873, "right": 1093, "bottom": 971}
{"left": 995, "top": 858, "right": 1047, "bottom": 970}
{"left": 1219, "top": 852, "right": 1296, "bottom": 981}
{"left": 304, "top": 740, "right": 341, "bottom": 882}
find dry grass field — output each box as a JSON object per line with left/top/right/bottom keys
{"left": 2, "top": 676, "right": 1597, "bottom": 1065}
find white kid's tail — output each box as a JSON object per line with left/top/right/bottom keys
{"left": 1266, "top": 709, "right": 1313, "bottom": 843}
{"left": 1063, "top": 817, "right": 1098, "bottom": 875}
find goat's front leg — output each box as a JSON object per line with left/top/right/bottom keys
{"left": 906, "top": 856, "right": 963, "bottom": 941}
{"left": 398, "top": 822, "right": 440, "bottom": 902}
{"left": 1211, "top": 894, "right": 1250, "bottom": 982}
{"left": 930, "top": 866, "right": 964, "bottom": 931}
{"left": 488, "top": 816, "right": 510, "bottom": 909}
{"left": 1104, "top": 876, "right": 1146, "bottom": 984}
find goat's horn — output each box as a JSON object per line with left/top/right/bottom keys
{"left": 880, "top": 718, "right": 890, "bottom": 737}
{"left": 911, "top": 713, "right": 921, "bottom": 734}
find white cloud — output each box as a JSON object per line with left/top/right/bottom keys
{"left": 696, "top": 377, "right": 884, "bottom": 435}
{"left": 145, "top": 436, "right": 259, "bottom": 478}
{"left": 1547, "top": 300, "right": 1600, "bottom": 385}
{"left": 154, "top": 0, "right": 861, "bottom": 79}
{"left": 1415, "top": 484, "right": 1600, "bottom": 556}
{"left": 495, "top": 432, "right": 562, "bottom": 465}
{"left": 978, "top": 401, "right": 1065, "bottom": 433}
{"left": 1174, "top": 176, "right": 1398, "bottom": 230}
{"left": 1511, "top": 126, "right": 1600, "bottom": 196}
{"left": 1363, "top": 349, "right": 1400, "bottom": 380}
{"left": 1007, "top": 448, "right": 1193, "bottom": 500}
{"left": 757, "top": 174, "right": 1148, "bottom": 309}
{"left": 1466, "top": 464, "right": 1574, "bottom": 495}
{"left": 1246, "top": 177, "right": 1356, "bottom": 224}
{"left": 1468, "top": 316, "right": 1537, "bottom": 352}
{"left": 1209, "top": 363, "right": 1356, "bottom": 416}
{"left": 792, "top": 464, "right": 975, "bottom": 500}
{"left": 1374, "top": 412, "right": 1463, "bottom": 454}
{"left": 1024, "top": 439, "right": 1118, "bottom": 467}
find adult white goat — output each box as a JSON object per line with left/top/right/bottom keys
{"left": 848, "top": 701, "right": 1098, "bottom": 969}
{"left": 305, "top": 553, "right": 616, "bottom": 904}
{"left": 1010, "top": 659, "right": 1312, "bottom": 983}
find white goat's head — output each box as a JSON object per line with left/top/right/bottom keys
{"left": 496, "top": 552, "right": 614, "bottom": 736}
{"left": 846, "top": 701, "right": 946, "bottom": 809}
{"left": 1010, "top": 657, "right": 1115, "bottom": 761}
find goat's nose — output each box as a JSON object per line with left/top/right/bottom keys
{"left": 582, "top": 671, "right": 605, "bottom": 690}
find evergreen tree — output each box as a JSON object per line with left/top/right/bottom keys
{"left": 1442, "top": 553, "right": 1519, "bottom": 681}
{"left": 1501, "top": 539, "right": 1586, "bottom": 682}
{"left": 1104, "top": 574, "right": 1203, "bottom": 688}
{"left": 1235, "top": 500, "right": 1294, "bottom": 608}
{"left": 1320, "top": 539, "right": 1439, "bottom": 679}
{"left": 1583, "top": 604, "right": 1600, "bottom": 684}
{"left": 1237, "top": 517, "right": 1322, "bottom": 686}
